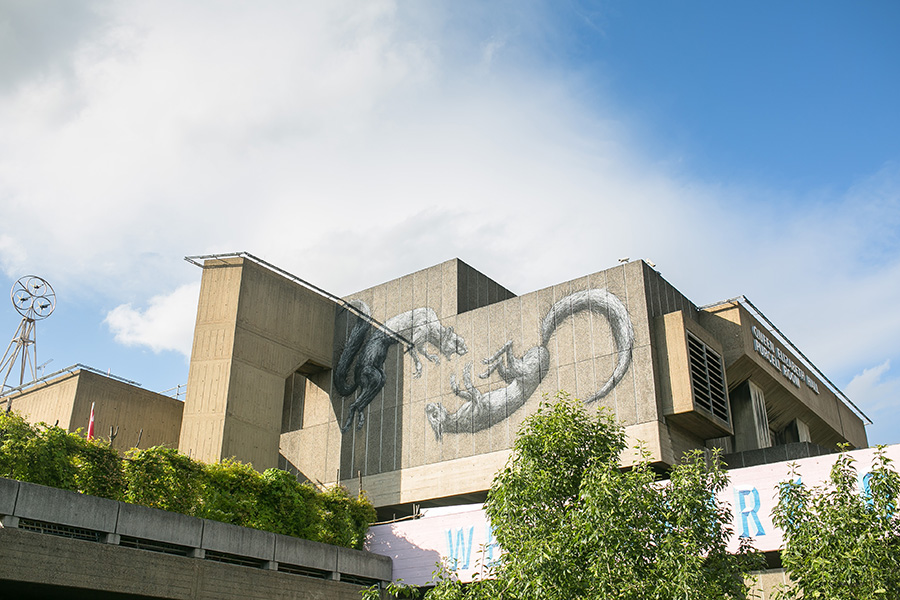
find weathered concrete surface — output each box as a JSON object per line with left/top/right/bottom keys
{"left": 8, "top": 368, "right": 183, "bottom": 453}
{"left": 274, "top": 533, "right": 338, "bottom": 572}
{"left": 116, "top": 502, "right": 203, "bottom": 548}
{"left": 14, "top": 480, "right": 118, "bottom": 531}
{"left": 0, "top": 527, "right": 372, "bottom": 600}
{"left": 0, "top": 477, "right": 392, "bottom": 593}
{"left": 337, "top": 545, "right": 393, "bottom": 581}
{"left": 199, "top": 518, "right": 275, "bottom": 560}
{"left": 0, "top": 477, "right": 18, "bottom": 515}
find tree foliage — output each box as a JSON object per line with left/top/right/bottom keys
{"left": 423, "top": 393, "right": 761, "bottom": 600}
{"left": 123, "top": 445, "right": 205, "bottom": 514}
{"left": 772, "top": 447, "right": 900, "bottom": 599}
{"left": 0, "top": 410, "right": 122, "bottom": 499}
{"left": 0, "top": 410, "right": 375, "bottom": 549}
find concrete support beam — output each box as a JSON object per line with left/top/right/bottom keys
{"left": 180, "top": 257, "right": 336, "bottom": 471}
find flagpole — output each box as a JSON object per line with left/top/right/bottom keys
{"left": 87, "top": 402, "right": 95, "bottom": 440}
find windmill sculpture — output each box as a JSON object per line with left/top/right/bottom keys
{"left": 0, "top": 276, "right": 56, "bottom": 410}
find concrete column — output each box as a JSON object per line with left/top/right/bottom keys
{"left": 0, "top": 515, "right": 20, "bottom": 528}
{"left": 179, "top": 257, "right": 336, "bottom": 471}
{"left": 731, "top": 380, "right": 772, "bottom": 452}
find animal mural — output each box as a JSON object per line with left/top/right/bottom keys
{"left": 333, "top": 300, "right": 469, "bottom": 432}
{"left": 425, "top": 289, "right": 634, "bottom": 440}
{"left": 333, "top": 288, "right": 634, "bottom": 439}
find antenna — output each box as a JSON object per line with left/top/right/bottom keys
{"left": 0, "top": 276, "right": 56, "bottom": 410}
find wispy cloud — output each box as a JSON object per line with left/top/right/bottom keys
{"left": 104, "top": 282, "right": 199, "bottom": 357}
{"left": 846, "top": 360, "right": 900, "bottom": 445}
{"left": 1, "top": 2, "right": 898, "bottom": 442}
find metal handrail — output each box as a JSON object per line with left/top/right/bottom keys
{"left": 700, "top": 295, "right": 872, "bottom": 425}
{"left": 184, "top": 251, "right": 413, "bottom": 350}
{"left": 0, "top": 363, "right": 140, "bottom": 399}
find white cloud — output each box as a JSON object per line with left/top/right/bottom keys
{"left": 846, "top": 361, "right": 898, "bottom": 412}
{"left": 0, "top": 234, "right": 28, "bottom": 276}
{"left": 104, "top": 282, "right": 200, "bottom": 357}
{"left": 845, "top": 360, "right": 900, "bottom": 445}
{"left": 0, "top": 1, "right": 898, "bottom": 415}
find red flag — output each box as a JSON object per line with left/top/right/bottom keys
{"left": 87, "top": 402, "right": 95, "bottom": 440}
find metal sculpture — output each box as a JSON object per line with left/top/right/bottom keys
{"left": 0, "top": 276, "right": 56, "bottom": 408}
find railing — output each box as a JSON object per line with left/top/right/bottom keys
{"left": 0, "top": 363, "right": 140, "bottom": 399}
{"left": 184, "top": 251, "right": 414, "bottom": 351}
{"left": 699, "top": 295, "right": 872, "bottom": 425}
{"left": 0, "top": 477, "right": 392, "bottom": 586}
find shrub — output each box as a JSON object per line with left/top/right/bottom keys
{"left": 123, "top": 445, "right": 205, "bottom": 515}
{"left": 199, "top": 458, "right": 264, "bottom": 525}
{"left": 256, "top": 468, "right": 321, "bottom": 539}
{"left": 318, "top": 485, "right": 377, "bottom": 550}
{"left": 72, "top": 436, "right": 125, "bottom": 500}
{"left": 0, "top": 410, "right": 377, "bottom": 549}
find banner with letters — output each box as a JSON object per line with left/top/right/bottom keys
{"left": 365, "top": 444, "right": 899, "bottom": 586}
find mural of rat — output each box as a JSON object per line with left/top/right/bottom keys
{"left": 334, "top": 300, "right": 468, "bottom": 432}
{"left": 425, "top": 288, "right": 634, "bottom": 440}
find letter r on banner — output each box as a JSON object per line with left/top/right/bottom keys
{"left": 735, "top": 487, "right": 765, "bottom": 538}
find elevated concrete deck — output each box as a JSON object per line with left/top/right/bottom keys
{"left": 0, "top": 478, "right": 391, "bottom": 599}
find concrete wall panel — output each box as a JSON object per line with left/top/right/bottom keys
{"left": 10, "top": 369, "right": 183, "bottom": 453}
{"left": 6, "top": 373, "right": 78, "bottom": 430}
{"left": 14, "top": 481, "right": 118, "bottom": 531}
{"left": 116, "top": 502, "right": 203, "bottom": 547}
{"left": 337, "top": 546, "right": 392, "bottom": 580}
{"left": 273, "top": 533, "right": 338, "bottom": 572}
{"left": 0, "top": 526, "right": 377, "bottom": 600}
{"left": 0, "top": 477, "right": 20, "bottom": 515}
{"left": 201, "top": 518, "right": 275, "bottom": 560}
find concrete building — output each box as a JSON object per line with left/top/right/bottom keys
{"left": 3, "top": 365, "right": 183, "bottom": 452}
{"left": 174, "top": 253, "right": 867, "bottom": 518}
{"left": 0, "top": 253, "right": 873, "bottom": 597}
{"left": 0, "top": 253, "right": 869, "bottom": 513}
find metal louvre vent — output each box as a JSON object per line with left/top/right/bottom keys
{"left": 204, "top": 549, "right": 267, "bottom": 568}
{"left": 277, "top": 563, "right": 331, "bottom": 579}
{"left": 687, "top": 332, "right": 729, "bottom": 422}
{"left": 119, "top": 535, "right": 192, "bottom": 556}
{"left": 18, "top": 518, "right": 102, "bottom": 543}
{"left": 340, "top": 574, "right": 381, "bottom": 587}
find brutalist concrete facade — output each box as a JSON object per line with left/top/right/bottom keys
{"left": 176, "top": 255, "right": 867, "bottom": 514}
{"left": 0, "top": 477, "right": 391, "bottom": 598}
{"left": 5, "top": 367, "right": 183, "bottom": 452}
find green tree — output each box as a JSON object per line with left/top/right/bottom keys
{"left": 772, "top": 447, "right": 900, "bottom": 599}
{"left": 424, "top": 393, "right": 760, "bottom": 600}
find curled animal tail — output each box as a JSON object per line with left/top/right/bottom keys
{"left": 332, "top": 300, "right": 372, "bottom": 397}
{"left": 540, "top": 289, "right": 635, "bottom": 403}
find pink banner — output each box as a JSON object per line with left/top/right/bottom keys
{"left": 366, "top": 444, "right": 900, "bottom": 585}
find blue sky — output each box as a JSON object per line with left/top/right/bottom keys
{"left": 1, "top": 1, "right": 898, "bottom": 444}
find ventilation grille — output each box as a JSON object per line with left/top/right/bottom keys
{"left": 18, "top": 518, "right": 102, "bottom": 542}
{"left": 340, "top": 574, "right": 382, "bottom": 587}
{"left": 204, "top": 549, "right": 267, "bottom": 568}
{"left": 687, "top": 332, "right": 729, "bottom": 422}
{"left": 119, "top": 535, "right": 192, "bottom": 556}
{"left": 277, "top": 563, "right": 331, "bottom": 579}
